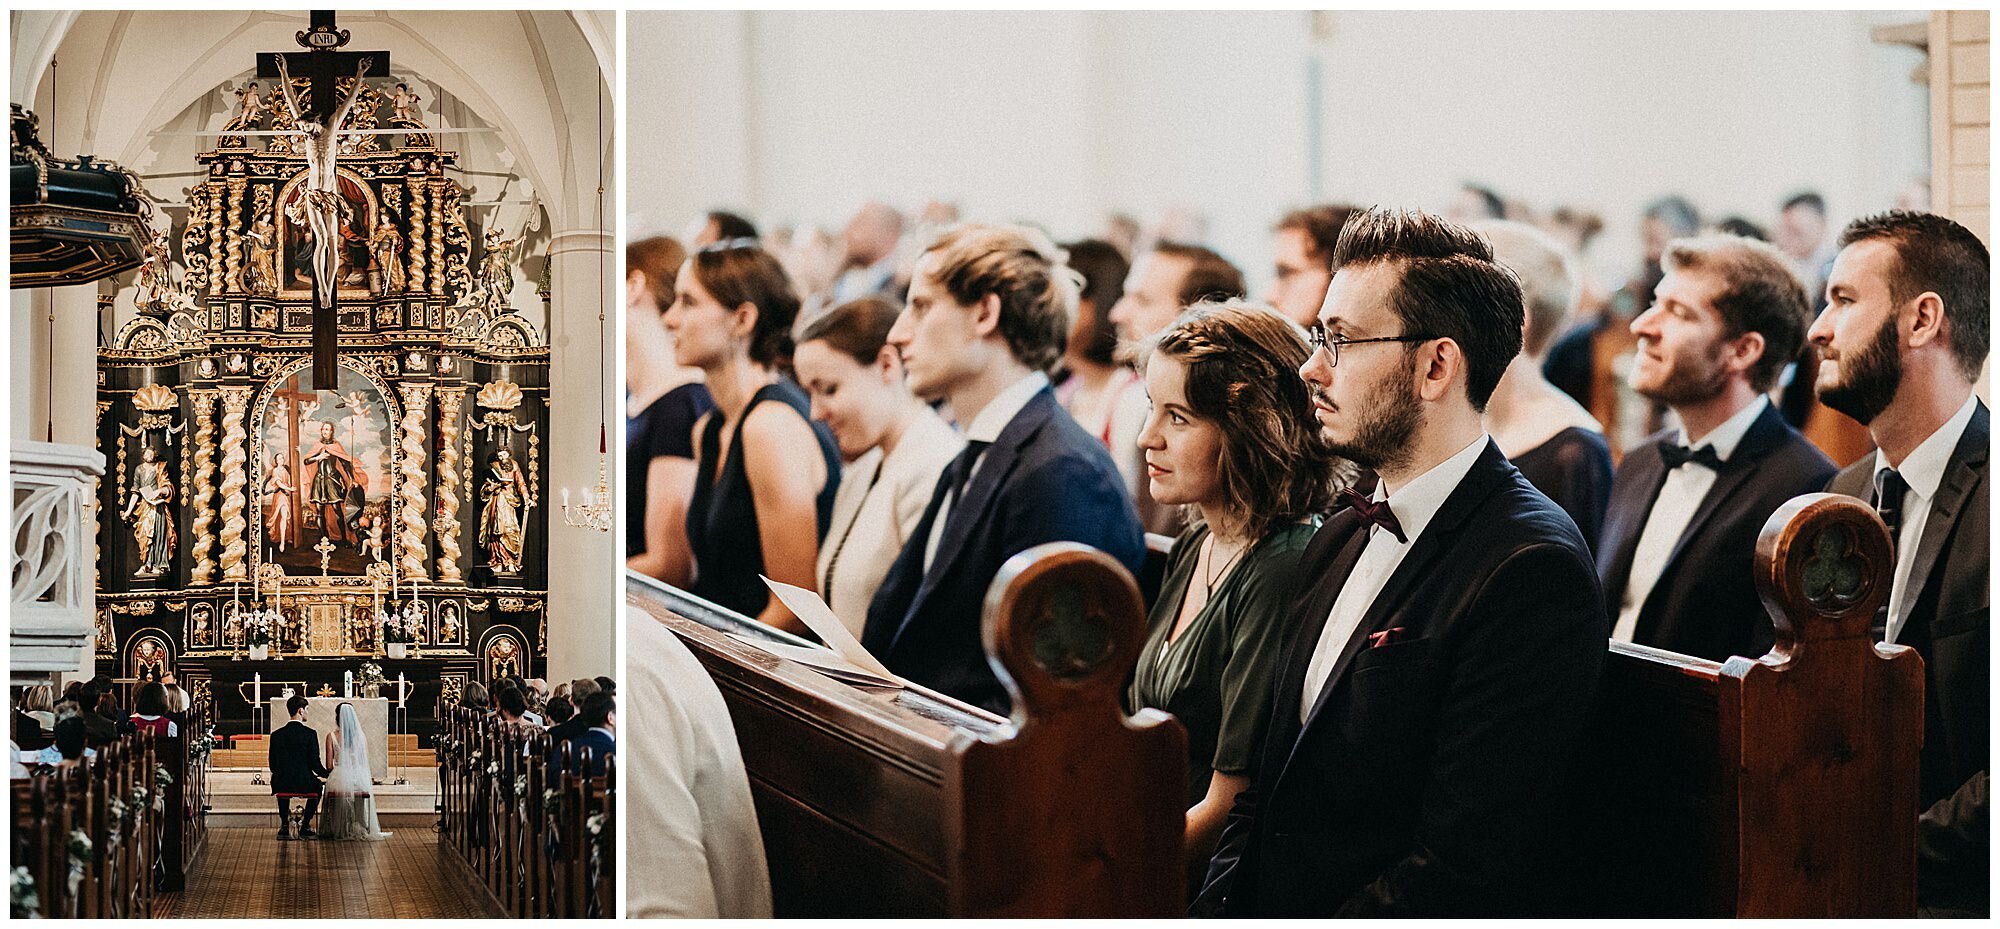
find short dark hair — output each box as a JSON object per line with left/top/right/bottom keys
{"left": 1153, "top": 241, "right": 1246, "bottom": 307}
{"left": 1645, "top": 196, "right": 1702, "bottom": 238}
{"left": 546, "top": 695, "right": 574, "bottom": 725}
{"left": 55, "top": 717, "right": 88, "bottom": 760}
{"left": 1276, "top": 204, "right": 1358, "bottom": 265}
{"left": 286, "top": 694, "right": 310, "bottom": 716}
{"left": 593, "top": 676, "right": 616, "bottom": 695}
{"left": 1064, "top": 239, "right": 1129, "bottom": 366}
{"left": 1838, "top": 210, "right": 1991, "bottom": 381}
{"left": 458, "top": 681, "right": 488, "bottom": 710}
{"left": 689, "top": 242, "right": 802, "bottom": 367}
{"left": 1330, "top": 207, "right": 1525, "bottom": 412}
{"left": 1663, "top": 235, "right": 1813, "bottom": 392}
{"left": 498, "top": 686, "right": 528, "bottom": 718}
{"left": 626, "top": 236, "right": 687, "bottom": 311}
{"left": 581, "top": 691, "right": 614, "bottom": 728}
{"left": 1782, "top": 191, "right": 1827, "bottom": 216}
{"left": 1461, "top": 184, "right": 1506, "bottom": 220}
{"left": 134, "top": 682, "right": 169, "bottom": 717}
{"left": 1147, "top": 301, "right": 1347, "bottom": 539}
{"left": 799, "top": 295, "right": 901, "bottom": 365}
{"left": 1715, "top": 217, "right": 1769, "bottom": 241}
{"left": 707, "top": 211, "right": 759, "bottom": 242}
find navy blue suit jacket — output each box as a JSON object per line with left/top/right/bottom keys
{"left": 566, "top": 728, "right": 615, "bottom": 778}
{"left": 863, "top": 386, "right": 1145, "bottom": 714}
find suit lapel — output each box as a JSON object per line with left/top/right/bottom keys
{"left": 1599, "top": 445, "right": 1668, "bottom": 609}
{"left": 1898, "top": 402, "right": 1989, "bottom": 627}
{"left": 1266, "top": 515, "right": 1368, "bottom": 743}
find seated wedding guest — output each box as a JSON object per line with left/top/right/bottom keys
{"left": 568, "top": 692, "right": 616, "bottom": 778}
{"left": 689, "top": 210, "right": 758, "bottom": 249}
{"left": 13, "top": 686, "right": 53, "bottom": 751}
{"left": 830, "top": 201, "right": 906, "bottom": 306}
{"left": 866, "top": 224, "right": 1146, "bottom": 713}
{"left": 1108, "top": 241, "right": 1248, "bottom": 534}
{"left": 1055, "top": 239, "right": 1137, "bottom": 448}
{"left": 794, "top": 296, "right": 965, "bottom": 632}
{"left": 80, "top": 688, "right": 120, "bottom": 746}
{"left": 1810, "top": 211, "right": 1988, "bottom": 918}
{"left": 1471, "top": 220, "right": 1612, "bottom": 546}
{"left": 628, "top": 236, "right": 716, "bottom": 585}
{"left": 456, "top": 680, "right": 488, "bottom": 713}
{"left": 1268, "top": 204, "right": 1356, "bottom": 328}
{"left": 49, "top": 717, "right": 90, "bottom": 771}
{"left": 667, "top": 241, "right": 842, "bottom": 631}
{"left": 497, "top": 686, "right": 539, "bottom": 728}
{"left": 159, "top": 671, "right": 189, "bottom": 715}
{"left": 545, "top": 695, "right": 574, "bottom": 726}
{"left": 1125, "top": 301, "right": 1353, "bottom": 876}
{"left": 628, "top": 609, "right": 772, "bottom": 917}
{"left": 128, "top": 682, "right": 179, "bottom": 739}
{"left": 594, "top": 676, "right": 616, "bottom": 696}
{"left": 1597, "top": 234, "right": 1833, "bottom": 662}
{"left": 548, "top": 678, "right": 601, "bottom": 746}
{"left": 1194, "top": 208, "right": 1604, "bottom": 917}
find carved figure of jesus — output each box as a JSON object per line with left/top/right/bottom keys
{"left": 274, "top": 55, "right": 373, "bottom": 311}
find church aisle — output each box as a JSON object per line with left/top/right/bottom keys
{"left": 159, "top": 827, "right": 502, "bottom": 919}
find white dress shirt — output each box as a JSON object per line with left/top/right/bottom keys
{"left": 923, "top": 371, "right": 1049, "bottom": 570}
{"left": 816, "top": 410, "right": 964, "bottom": 634}
{"left": 1612, "top": 396, "right": 1769, "bottom": 642}
{"left": 1877, "top": 393, "right": 1978, "bottom": 644}
{"left": 1300, "top": 434, "right": 1489, "bottom": 722}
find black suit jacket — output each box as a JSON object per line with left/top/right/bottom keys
{"left": 269, "top": 720, "right": 329, "bottom": 795}
{"left": 1193, "top": 441, "right": 1606, "bottom": 916}
{"left": 863, "top": 386, "right": 1145, "bottom": 714}
{"left": 1597, "top": 402, "right": 1836, "bottom": 662}
{"left": 1827, "top": 400, "right": 1988, "bottom": 916}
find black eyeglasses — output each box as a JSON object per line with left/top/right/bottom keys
{"left": 1305, "top": 324, "right": 1435, "bottom": 367}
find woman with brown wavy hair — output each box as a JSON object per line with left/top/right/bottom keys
{"left": 1126, "top": 300, "right": 1355, "bottom": 876}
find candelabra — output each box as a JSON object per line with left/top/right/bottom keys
{"left": 560, "top": 452, "right": 613, "bottom": 532}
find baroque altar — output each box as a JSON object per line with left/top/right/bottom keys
{"left": 94, "top": 23, "right": 551, "bottom": 737}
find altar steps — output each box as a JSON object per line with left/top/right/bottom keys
{"left": 203, "top": 767, "right": 441, "bottom": 827}
{"left": 210, "top": 733, "right": 432, "bottom": 769}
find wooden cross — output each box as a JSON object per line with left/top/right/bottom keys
{"left": 316, "top": 536, "right": 336, "bottom": 577}
{"left": 256, "top": 11, "right": 391, "bottom": 390}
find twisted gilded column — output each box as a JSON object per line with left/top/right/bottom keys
{"left": 434, "top": 386, "right": 464, "bottom": 582}
{"left": 188, "top": 390, "right": 219, "bottom": 584}
{"left": 397, "top": 385, "right": 432, "bottom": 580}
{"left": 207, "top": 182, "right": 226, "bottom": 297}
{"left": 217, "top": 387, "right": 251, "bottom": 580}
{"left": 407, "top": 180, "right": 428, "bottom": 293}
{"left": 429, "top": 179, "right": 449, "bottom": 296}
{"left": 224, "top": 177, "right": 246, "bottom": 295}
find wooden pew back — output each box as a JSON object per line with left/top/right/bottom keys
{"left": 627, "top": 541, "right": 1186, "bottom": 917}
{"left": 1580, "top": 493, "right": 1923, "bottom": 916}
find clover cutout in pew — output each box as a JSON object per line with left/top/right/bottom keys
{"left": 1799, "top": 523, "right": 1867, "bottom": 609}
{"left": 1030, "top": 585, "right": 1115, "bottom": 681}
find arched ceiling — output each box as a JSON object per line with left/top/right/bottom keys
{"left": 10, "top": 10, "right": 613, "bottom": 232}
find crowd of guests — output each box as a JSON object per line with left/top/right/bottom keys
{"left": 454, "top": 674, "right": 617, "bottom": 777}
{"left": 12, "top": 673, "right": 193, "bottom": 766}
{"left": 627, "top": 193, "right": 1985, "bottom": 917}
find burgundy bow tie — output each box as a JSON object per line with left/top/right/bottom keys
{"left": 1338, "top": 487, "right": 1407, "bottom": 544}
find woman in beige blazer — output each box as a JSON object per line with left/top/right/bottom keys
{"left": 793, "top": 296, "right": 965, "bottom": 636}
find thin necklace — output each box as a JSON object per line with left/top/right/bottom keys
{"left": 1202, "top": 531, "right": 1251, "bottom": 595}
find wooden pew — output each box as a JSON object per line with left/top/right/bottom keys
{"left": 436, "top": 706, "right": 616, "bottom": 917}
{"left": 625, "top": 541, "right": 1187, "bottom": 917}
{"left": 6, "top": 701, "right": 208, "bottom": 920}
{"left": 1578, "top": 493, "right": 1923, "bottom": 916}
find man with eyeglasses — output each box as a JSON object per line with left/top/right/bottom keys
{"left": 1193, "top": 207, "right": 1603, "bottom": 917}
{"left": 1596, "top": 234, "right": 1833, "bottom": 663}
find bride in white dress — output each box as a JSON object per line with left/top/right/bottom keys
{"left": 319, "top": 702, "right": 391, "bottom": 840}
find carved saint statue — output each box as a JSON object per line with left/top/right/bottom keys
{"left": 302, "top": 420, "right": 361, "bottom": 546}
{"left": 132, "top": 229, "right": 174, "bottom": 316}
{"left": 273, "top": 55, "right": 373, "bottom": 310}
{"left": 479, "top": 447, "right": 531, "bottom": 575}
{"left": 477, "top": 227, "right": 522, "bottom": 313}
{"left": 263, "top": 452, "right": 298, "bottom": 552}
{"left": 438, "top": 602, "right": 461, "bottom": 644}
{"left": 123, "top": 444, "right": 176, "bottom": 576}
{"left": 242, "top": 210, "right": 278, "bottom": 296}
{"left": 389, "top": 82, "right": 423, "bottom": 123}
{"left": 226, "top": 82, "right": 265, "bottom": 132}
{"left": 369, "top": 218, "right": 406, "bottom": 294}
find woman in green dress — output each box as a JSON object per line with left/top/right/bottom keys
{"left": 1126, "top": 300, "right": 1355, "bottom": 875}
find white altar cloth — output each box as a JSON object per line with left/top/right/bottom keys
{"left": 269, "top": 696, "right": 389, "bottom": 782}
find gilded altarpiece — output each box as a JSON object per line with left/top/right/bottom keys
{"left": 95, "top": 73, "right": 550, "bottom": 739}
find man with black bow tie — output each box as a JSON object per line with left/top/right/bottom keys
{"left": 1192, "top": 208, "right": 1603, "bottom": 916}
{"left": 1596, "top": 234, "right": 1834, "bottom": 662}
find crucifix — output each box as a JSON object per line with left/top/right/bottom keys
{"left": 257, "top": 11, "right": 391, "bottom": 389}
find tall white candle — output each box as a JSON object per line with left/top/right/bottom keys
{"left": 253, "top": 672, "right": 262, "bottom": 707}
{"left": 344, "top": 670, "right": 353, "bottom": 698}
{"left": 397, "top": 672, "right": 407, "bottom": 709}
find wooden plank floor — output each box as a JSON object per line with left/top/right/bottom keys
{"left": 158, "top": 826, "right": 502, "bottom": 919}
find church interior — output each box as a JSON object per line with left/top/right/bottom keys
{"left": 623, "top": 10, "right": 1988, "bottom": 918}
{"left": 11, "top": 10, "right": 616, "bottom": 918}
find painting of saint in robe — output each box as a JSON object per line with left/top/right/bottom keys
{"left": 264, "top": 452, "right": 298, "bottom": 552}
{"left": 303, "top": 420, "right": 362, "bottom": 545}
{"left": 479, "top": 448, "right": 531, "bottom": 575}
{"left": 124, "top": 444, "right": 176, "bottom": 576}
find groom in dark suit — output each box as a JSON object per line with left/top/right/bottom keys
{"left": 1193, "top": 208, "right": 1604, "bottom": 916}
{"left": 270, "top": 694, "right": 329, "bottom": 840}
{"left": 1810, "top": 211, "right": 1989, "bottom": 917}
{"left": 864, "top": 224, "right": 1144, "bottom": 714}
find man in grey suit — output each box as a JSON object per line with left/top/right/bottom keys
{"left": 1809, "top": 210, "right": 1988, "bottom": 918}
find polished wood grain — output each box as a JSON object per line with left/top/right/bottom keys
{"left": 160, "top": 827, "right": 501, "bottom": 919}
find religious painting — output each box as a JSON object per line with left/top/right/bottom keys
{"left": 277, "top": 168, "right": 375, "bottom": 298}
{"left": 436, "top": 600, "right": 462, "bottom": 647}
{"left": 190, "top": 602, "right": 215, "bottom": 648}
{"left": 257, "top": 361, "right": 395, "bottom": 576}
